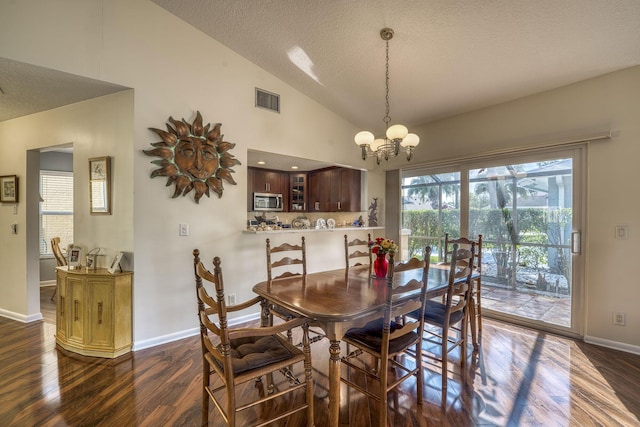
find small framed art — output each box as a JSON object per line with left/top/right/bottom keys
{"left": 108, "top": 252, "right": 124, "bottom": 274}
{"left": 0, "top": 175, "right": 18, "bottom": 203}
{"left": 89, "top": 157, "right": 111, "bottom": 214}
{"left": 67, "top": 245, "right": 82, "bottom": 269}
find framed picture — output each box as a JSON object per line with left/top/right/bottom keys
{"left": 108, "top": 252, "right": 124, "bottom": 274}
{"left": 67, "top": 245, "right": 82, "bottom": 268}
{"left": 0, "top": 175, "right": 19, "bottom": 203}
{"left": 89, "top": 156, "right": 111, "bottom": 215}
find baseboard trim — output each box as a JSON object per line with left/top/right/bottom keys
{"left": 40, "top": 280, "right": 56, "bottom": 287}
{"left": 132, "top": 311, "right": 261, "bottom": 352}
{"left": 0, "top": 309, "right": 43, "bottom": 323}
{"left": 584, "top": 335, "right": 640, "bottom": 356}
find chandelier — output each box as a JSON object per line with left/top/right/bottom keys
{"left": 354, "top": 28, "right": 419, "bottom": 164}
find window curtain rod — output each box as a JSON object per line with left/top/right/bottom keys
{"left": 403, "top": 130, "right": 612, "bottom": 171}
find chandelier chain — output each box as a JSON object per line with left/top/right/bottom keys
{"left": 353, "top": 27, "right": 419, "bottom": 164}
{"left": 384, "top": 37, "right": 391, "bottom": 129}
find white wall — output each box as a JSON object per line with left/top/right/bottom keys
{"left": 0, "top": 0, "right": 385, "bottom": 345}
{"left": 405, "top": 66, "right": 640, "bottom": 351}
{"left": 2, "top": 0, "right": 636, "bottom": 353}
{"left": 0, "top": 91, "right": 135, "bottom": 320}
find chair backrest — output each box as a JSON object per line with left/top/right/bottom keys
{"left": 443, "top": 242, "right": 476, "bottom": 327}
{"left": 443, "top": 233, "right": 482, "bottom": 273}
{"left": 382, "top": 247, "right": 432, "bottom": 356}
{"left": 51, "top": 237, "right": 67, "bottom": 267}
{"left": 192, "top": 249, "right": 234, "bottom": 383}
{"left": 344, "top": 233, "right": 371, "bottom": 271}
{"left": 266, "top": 237, "right": 307, "bottom": 282}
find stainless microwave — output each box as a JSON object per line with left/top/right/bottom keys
{"left": 253, "top": 192, "right": 283, "bottom": 211}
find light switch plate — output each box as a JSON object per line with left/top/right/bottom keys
{"left": 615, "top": 225, "right": 629, "bottom": 240}
{"left": 179, "top": 223, "right": 189, "bottom": 236}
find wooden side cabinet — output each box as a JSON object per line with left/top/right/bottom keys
{"left": 55, "top": 266, "right": 133, "bottom": 358}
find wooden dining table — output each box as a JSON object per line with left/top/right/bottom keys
{"left": 252, "top": 263, "right": 455, "bottom": 427}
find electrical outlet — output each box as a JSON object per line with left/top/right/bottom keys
{"left": 179, "top": 223, "right": 189, "bottom": 236}
{"left": 613, "top": 312, "right": 626, "bottom": 326}
{"left": 228, "top": 294, "right": 236, "bottom": 305}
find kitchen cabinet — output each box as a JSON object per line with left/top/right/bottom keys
{"left": 248, "top": 167, "right": 289, "bottom": 211}
{"left": 251, "top": 167, "right": 288, "bottom": 194}
{"left": 308, "top": 167, "right": 361, "bottom": 212}
{"left": 55, "top": 267, "right": 133, "bottom": 358}
{"left": 290, "top": 173, "right": 307, "bottom": 212}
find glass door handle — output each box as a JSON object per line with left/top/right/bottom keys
{"left": 571, "top": 231, "right": 581, "bottom": 254}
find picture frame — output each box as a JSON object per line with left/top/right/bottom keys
{"left": 67, "top": 245, "right": 82, "bottom": 269}
{"left": 0, "top": 175, "right": 19, "bottom": 203}
{"left": 89, "top": 156, "right": 111, "bottom": 215}
{"left": 108, "top": 252, "right": 123, "bottom": 274}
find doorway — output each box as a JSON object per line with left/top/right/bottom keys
{"left": 32, "top": 146, "right": 74, "bottom": 324}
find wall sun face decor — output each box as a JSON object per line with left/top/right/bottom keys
{"left": 144, "top": 111, "right": 241, "bottom": 203}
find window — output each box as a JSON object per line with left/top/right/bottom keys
{"left": 401, "top": 170, "right": 460, "bottom": 261}
{"left": 40, "top": 170, "right": 73, "bottom": 256}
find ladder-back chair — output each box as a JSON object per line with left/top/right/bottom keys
{"left": 443, "top": 233, "right": 483, "bottom": 349}
{"left": 344, "top": 233, "right": 372, "bottom": 274}
{"left": 50, "top": 237, "right": 67, "bottom": 301}
{"left": 193, "top": 249, "right": 314, "bottom": 426}
{"left": 340, "top": 247, "right": 431, "bottom": 426}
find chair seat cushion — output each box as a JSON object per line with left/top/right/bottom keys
{"left": 344, "top": 318, "right": 419, "bottom": 354}
{"left": 216, "top": 335, "right": 294, "bottom": 374}
{"left": 408, "top": 300, "right": 464, "bottom": 326}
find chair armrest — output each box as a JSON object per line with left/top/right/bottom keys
{"left": 228, "top": 317, "right": 307, "bottom": 340}
{"left": 226, "top": 296, "right": 262, "bottom": 312}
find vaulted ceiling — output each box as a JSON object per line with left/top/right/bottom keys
{"left": 2, "top": 0, "right": 640, "bottom": 131}
{"left": 150, "top": 0, "right": 640, "bottom": 132}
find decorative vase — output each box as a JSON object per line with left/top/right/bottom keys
{"left": 373, "top": 252, "right": 388, "bottom": 278}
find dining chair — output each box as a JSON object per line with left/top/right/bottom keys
{"left": 412, "top": 242, "right": 475, "bottom": 408}
{"left": 266, "top": 237, "right": 307, "bottom": 282}
{"left": 344, "top": 233, "right": 372, "bottom": 273}
{"left": 265, "top": 237, "right": 324, "bottom": 344}
{"left": 442, "top": 233, "right": 483, "bottom": 349}
{"left": 340, "top": 247, "right": 431, "bottom": 427}
{"left": 50, "top": 237, "right": 67, "bottom": 301}
{"left": 193, "top": 249, "right": 314, "bottom": 427}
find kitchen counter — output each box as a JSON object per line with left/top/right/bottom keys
{"left": 242, "top": 226, "right": 383, "bottom": 234}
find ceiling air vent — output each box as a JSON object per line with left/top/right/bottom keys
{"left": 255, "top": 88, "right": 280, "bottom": 113}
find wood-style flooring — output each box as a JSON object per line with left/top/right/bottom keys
{"left": 2, "top": 288, "right": 639, "bottom": 426}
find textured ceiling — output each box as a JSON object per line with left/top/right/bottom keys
{"left": 150, "top": 0, "right": 640, "bottom": 132}
{"left": 0, "top": 58, "right": 127, "bottom": 123}
{"left": 2, "top": 1, "right": 640, "bottom": 135}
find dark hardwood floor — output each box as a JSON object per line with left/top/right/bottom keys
{"left": 2, "top": 289, "right": 639, "bottom": 426}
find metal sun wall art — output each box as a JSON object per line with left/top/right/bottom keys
{"left": 144, "top": 111, "right": 241, "bottom": 203}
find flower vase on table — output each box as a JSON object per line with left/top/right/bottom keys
{"left": 368, "top": 237, "right": 398, "bottom": 279}
{"left": 373, "top": 252, "right": 388, "bottom": 278}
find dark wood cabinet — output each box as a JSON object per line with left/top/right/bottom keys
{"left": 308, "top": 167, "right": 361, "bottom": 212}
{"left": 248, "top": 166, "right": 360, "bottom": 213}
{"left": 290, "top": 173, "right": 307, "bottom": 212}
{"left": 248, "top": 167, "right": 289, "bottom": 211}
{"left": 252, "top": 168, "right": 288, "bottom": 194}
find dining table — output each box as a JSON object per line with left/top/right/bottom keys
{"left": 252, "top": 263, "right": 457, "bottom": 427}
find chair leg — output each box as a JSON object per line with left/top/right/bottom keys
{"left": 476, "top": 281, "right": 483, "bottom": 345}
{"left": 379, "top": 357, "right": 388, "bottom": 427}
{"left": 202, "top": 358, "right": 210, "bottom": 426}
{"left": 50, "top": 286, "right": 57, "bottom": 302}
{"left": 302, "top": 325, "right": 315, "bottom": 427}
{"left": 468, "top": 299, "right": 478, "bottom": 351}
{"left": 441, "top": 328, "right": 448, "bottom": 408}
{"left": 415, "top": 341, "right": 423, "bottom": 403}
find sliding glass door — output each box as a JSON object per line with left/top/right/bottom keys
{"left": 401, "top": 148, "right": 584, "bottom": 335}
